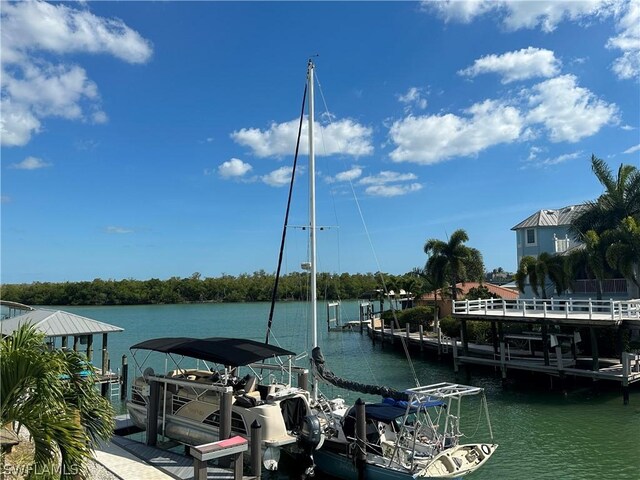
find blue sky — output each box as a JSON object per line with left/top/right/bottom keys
{"left": 1, "top": 1, "right": 639, "bottom": 284}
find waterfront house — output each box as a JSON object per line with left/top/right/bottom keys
{"left": 512, "top": 204, "right": 637, "bottom": 300}
{"left": 418, "top": 282, "right": 519, "bottom": 317}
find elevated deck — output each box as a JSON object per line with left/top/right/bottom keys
{"left": 452, "top": 298, "right": 640, "bottom": 326}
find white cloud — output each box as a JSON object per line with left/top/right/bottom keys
{"left": 606, "top": 1, "right": 640, "bottom": 80}
{"left": 9, "top": 156, "right": 52, "bottom": 170}
{"left": 398, "top": 87, "right": 428, "bottom": 110}
{"left": 526, "top": 75, "right": 618, "bottom": 142}
{"left": 218, "top": 158, "right": 253, "bottom": 178}
{"left": 356, "top": 170, "right": 421, "bottom": 197}
{"left": 1, "top": 196, "right": 12, "bottom": 204}
{"left": 1, "top": 1, "right": 152, "bottom": 64}
{"left": 262, "top": 166, "right": 293, "bottom": 187}
{"left": 621, "top": 124, "right": 635, "bottom": 131}
{"left": 106, "top": 226, "right": 133, "bottom": 234}
{"left": 623, "top": 144, "right": 640, "bottom": 154}
{"left": 389, "top": 100, "right": 523, "bottom": 164}
{"left": 326, "top": 167, "right": 363, "bottom": 183}
{"left": 231, "top": 117, "right": 373, "bottom": 158}
{"left": 523, "top": 150, "right": 583, "bottom": 168}
{"left": 459, "top": 47, "right": 561, "bottom": 83}
{"left": 359, "top": 171, "right": 418, "bottom": 185}
{"left": 425, "top": 0, "right": 637, "bottom": 81}
{"left": 365, "top": 183, "right": 423, "bottom": 197}
{"left": 425, "top": 1, "right": 613, "bottom": 32}
{"left": 0, "top": 0, "right": 152, "bottom": 146}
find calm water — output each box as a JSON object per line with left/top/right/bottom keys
{"left": 59, "top": 302, "right": 640, "bottom": 480}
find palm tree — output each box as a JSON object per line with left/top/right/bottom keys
{"left": 571, "top": 155, "right": 640, "bottom": 238}
{"left": 515, "top": 253, "right": 567, "bottom": 298}
{"left": 604, "top": 216, "right": 640, "bottom": 291}
{"left": 565, "top": 229, "right": 610, "bottom": 300}
{"left": 424, "top": 229, "right": 482, "bottom": 301}
{"left": 1, "top": 325, "right": 114, "bottom": 478}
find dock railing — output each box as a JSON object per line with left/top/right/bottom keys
{"left": 453, "top": 298, "right": 640, "bottom": 322}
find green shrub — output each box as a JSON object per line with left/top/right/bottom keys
{"left": 381, "top": 306, "right": 434, "bottom": 328}
{"left": 438, "top": 316, "right": 492, "bottom": 343}
{"left": 438, "top": 316, "right": 460, "bottom": 337}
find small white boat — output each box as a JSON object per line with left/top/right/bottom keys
{"left": 417, "top": 443, "right": 498, "bottom": 478}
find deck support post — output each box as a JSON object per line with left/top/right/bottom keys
{"left": 590, "top": 327, "right": 599, "bottom": 372}
{"left": 121, "top": 355, "right": 128, "bottom": 401}
{"left": 86, "top": 334, "right": 94, "bottom": 362}
{"left": 419, "top": 325, "right": 424, "bottom": 352}
{"left": 555, "top": 342, "right": 563, "bottom": 371}
{"left": 251, "top": 420, "right": 262, "bottom": 479}
{"left": 101, "top": 347, "right": 110, "bottom": 397}
{"left": 622, "top": 353, "right": 630, "bottom": 405}
{"left": 101, "top": 333, "right": 109, "bottom": 374}
{"left": 491, "top": 321, "right": 498, "bottom": 355}
{"left": 452, "top": 338, "right": 459, "bottom": 373}
{"left": 73, "top": 335, "right": 79, "bottom": 352}
{"left": 499, "top": 341, "right": 507, "bottom": 384}
{"left": 390, "top": 322, "right": 395, "bottom": 345}
{"left": 146, "top": 380, "right": 160, "bottom": 447}
{"left": 541, "top": 323, "right": 550, "bottom": 367}
{"left": 355, "top": 398, "right": 366, "bottom": 480}
{"left": 461, "top": 319, "right": 469, "bottom": 356}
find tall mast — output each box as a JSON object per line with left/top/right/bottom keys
{"left": 307, "top": 60, "right": 318, "bottom": 402}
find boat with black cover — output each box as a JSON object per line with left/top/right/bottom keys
{"left": 126, "top": 336, "right": 322, "bottom": 471}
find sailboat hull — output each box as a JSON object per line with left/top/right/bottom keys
{"left": 313, "top": 448, "right": 414, "bottom": 480}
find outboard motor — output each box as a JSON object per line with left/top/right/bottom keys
{"left": 300, "top": 415, "right": 323, "bottom": 450}
{"left": 299, "top": 415, "right": 323, "bottom": 477}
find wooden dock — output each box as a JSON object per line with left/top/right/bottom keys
{"left": 108, "top": 415, "right": 256, "bottom": 480}
{"left": 366, "top": 297, "right": 640, "bottom": 403}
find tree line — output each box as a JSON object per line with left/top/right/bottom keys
{"left": 0, "top": 271, "right": 434, "bottom": 306}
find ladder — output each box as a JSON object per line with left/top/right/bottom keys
{"left": 109, "top": 368, "right": 121, "bottom": 402}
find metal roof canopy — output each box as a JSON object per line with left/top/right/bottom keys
{"left": 0, "top": 309, "right": 124, "bottom": 338}
{"left": 130, "top": 337, "right": 296, "bottom": 367}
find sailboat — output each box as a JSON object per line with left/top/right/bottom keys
{"left": 296, "top": 60, "right": 497, "bottom": 479}
{"left": 126, "top": 60, "right": 497, "bottom": 478}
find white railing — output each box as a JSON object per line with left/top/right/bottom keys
{"left": 453, "top": 298, "right": 640, "bottom": 321}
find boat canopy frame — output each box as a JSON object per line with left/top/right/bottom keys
{"left": 130, "top": 337, "right": 296, "bottom": 367}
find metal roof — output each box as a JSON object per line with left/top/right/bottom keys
{"left": 511, "top": 204, "right": 588, "bottom": 230}
{"left": 130, "top": 337, "right": 296, "bottom": 367}
{"left": 0, "top": 309, "right": 124, "bottom": 337}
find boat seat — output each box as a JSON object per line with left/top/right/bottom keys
{"left": 244, "top": 375, "right": 257, "bottom": 393}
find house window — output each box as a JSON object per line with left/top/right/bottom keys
{"left": 526, "top": 228, "right": 536, "bottom": 245}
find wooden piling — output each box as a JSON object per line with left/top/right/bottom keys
{"left": 146, "top": 380, "right": 160, "bottom": 447}
{"left": 120, "top": 355, "right": 128, "bottom": 401}
{"left": 220, "top": 390, "right": 233, "bottom": 440}
{"left": 500, "top": 341, "right": 507, "bottom": 383}
{"left": 590, "top": 327, "right": 599, "bottom": 372}
{"left": 541, "top": 323, "right": 550, "bottom": 367}
{"left": 251, "top": 420, "right": 262, "bottom": 479}
{"left": 419, "top": 325, "right": 424, "bottom": 352}
{"left": 491, "top": 321, "right": 498, "bottom": 355}
{"left": 86, "top": 335, "right": 94, "bottom": 362}
{"left": 461, "top": 319, "right": 469, "bottom": 356}
{"left": 452, "top": 338, "right": 459, "bottom": 373}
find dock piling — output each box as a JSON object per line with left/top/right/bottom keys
{"left": 120, "top": 355, "right": 128, "bottom": 401}
{"left": 251, "top": 420, "right": 262, "bottom": 479}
